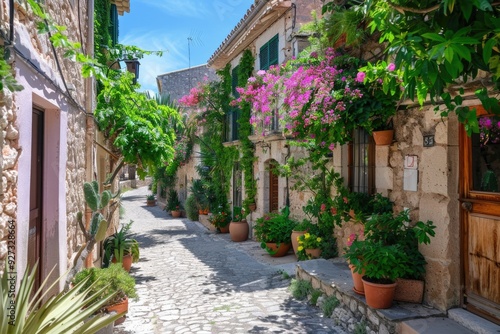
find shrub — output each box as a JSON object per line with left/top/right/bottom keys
{"left": 288, "top": 279, "right": 313, "bottom": 300}
{"left": 185, "top": 195, "right": 199, "bottom": 221}
{"left": 321, "top": 295, "right": 339, "bottom": 317}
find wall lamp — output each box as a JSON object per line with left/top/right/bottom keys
{"left": 107, "top": 58, "right": 141, "bottom": 85}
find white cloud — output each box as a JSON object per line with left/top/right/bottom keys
{"left": 135, "top": 0, "right": 210, "bottom": 18}
{"left": 120, "top": 30, "right": 189, "bottom": 92}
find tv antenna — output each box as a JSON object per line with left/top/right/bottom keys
{"left": 187, "top": 30, "right": 204, "bottom": 69}
{"left": 187, "top": 30, "right": 204, "bottom": 87}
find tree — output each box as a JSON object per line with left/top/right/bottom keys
{"left": 322, "top": 0, "right": 500, "bottom": 133}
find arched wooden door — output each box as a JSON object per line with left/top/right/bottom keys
{"left": 460, "top": 105, "right": 500, "bottom": 324}
{"left": 269, "top": 163, "right": 279, "bottom": 212}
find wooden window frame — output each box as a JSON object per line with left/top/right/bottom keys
{"left": 348, "top": 128, "right": 375, "bottom": 194}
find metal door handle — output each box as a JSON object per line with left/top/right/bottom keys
{"left": 461, "top": 201, "right": 472, "bottom": 212}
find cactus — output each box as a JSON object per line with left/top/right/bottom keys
{"left": 100, "top": 190, "right": 111, "bottom": 208}
{"left": 90, "top": 212, "right": 104, "bottom": 236}
{"left": 84, "top": 182, "right": 99, "bottom": 211}
{"left": 65, "top": 181, "right": 120, "bottom": 291}
{"left": 95, "top": 219, "right": 108, "bottom": 242}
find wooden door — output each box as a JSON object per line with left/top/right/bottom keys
{"left": 269, "top": 163, "right": 279, "bottom": 212}
{"left": 460, "top": 105, "right": 500, "bottom": 324}
{"left": 29, "top": 108, "right": 44, "bottom": 290}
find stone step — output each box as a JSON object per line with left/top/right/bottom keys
{"left": 448, "top": 308, "right": 500, "bottom": 334}
{"left": 296, "top": 259, "right": 500, "bottom": 334}
{"left": 400, "top": 317, "right": 474, "bottom": 334}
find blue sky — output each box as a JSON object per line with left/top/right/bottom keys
{"left": 119, "top": 0, "right": 254, "bottom": 92}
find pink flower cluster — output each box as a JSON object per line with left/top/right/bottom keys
{"left": 178, "top": 86, "right": 202, "bottom": 107}
{"left": 235, "top": 48, "right": 364, "bottom": 146}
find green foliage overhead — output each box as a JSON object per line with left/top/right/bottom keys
{"left": 95, "top": 72, "right": 179, "bottom": 178}
{"left": 321, "top": 0, "right": 500, "bottom": 134}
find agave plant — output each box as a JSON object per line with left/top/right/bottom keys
{"left": 0, "top": 263, "right": 123, "bottom": 333}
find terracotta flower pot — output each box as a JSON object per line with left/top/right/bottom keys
{"left": 219, "top": 225, "right": 230, "bottom": 233}
{"left": 112, "top": 254, "right": 132, "bottom": 272}
{"left": 305, "top": 248, "right": 322, "bottom": 259}
{"left": 362, "top": 277, "right": 397, "bottom": 309}
{"left": 394, "top": 278, "right": 424, "bottom": 303}
{"left": 265, "top": 242, "right": 291, "bottom": 257}
{"left": 106, "top": 297, "right": 128, "bottom": 325}
{"left": 349, "top": 264, "right": 365, "bottom": 295}
{"left": 248, "top": 203, "right": 257, "bottom": 212}
{"left": 146, "top": 199, "right": 156, "bottom": 207}
{"left": 229, "top": 220, "right": 249, "bottom": 242}
{"left": 291, "top": 230, "right": 307, "bottom": 257}
{"left": 372, "top": 129, "right": 394, "bottom": 146}
{"left": 171, "top": 210, "right": 181, "bottom": 218}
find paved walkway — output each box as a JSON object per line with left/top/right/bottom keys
{"left": 114, "top": 187, "right": 345, "bottom": 334}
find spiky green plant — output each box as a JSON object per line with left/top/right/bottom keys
{"left": 0, "top": 264, "right": 123, "bottom": 333}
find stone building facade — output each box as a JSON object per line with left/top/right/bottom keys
{"left": 195, "top": 0, "right": 499, "bottom": 323}
{"left": 157, "top": 64, "right": 217, "bottom": 102}
{"left": 0, "top": 0, "right": 126, "bottom": 291}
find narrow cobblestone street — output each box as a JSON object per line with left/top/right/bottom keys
{"left": 113, "top": 187, "right": 346, "bottom": 334}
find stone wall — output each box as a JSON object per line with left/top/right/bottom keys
{"left": 0, "top": 88, "right": 18, "bottom": 270}
{"left": 0, "top": 0, "right": 92, "bottom": 279}
{"left": 332, "top": 105, "right": 461, "bottom": 311}
{"left": 157, "top": 65, "right": 218, "bottom": 102}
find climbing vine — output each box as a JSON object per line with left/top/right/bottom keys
{"left": 237, "top": 49, "right": 257, "bottom": 212}
{"left": 322, "top": 0, "right": 500, "bottom": 134}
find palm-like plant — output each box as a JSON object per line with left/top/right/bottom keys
{"left": 0, "top": 264, "right": 123, "bottom": 334}
{"left": 103, "top": 221, "right": 140, "bottom": 267}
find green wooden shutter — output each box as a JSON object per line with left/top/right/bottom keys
{"left": 110, "top": 4, "right": 119, "bottom": 46}
{"left": 260, "top": 34, "right": 279, "bottom": 70}
{"left": 260, "top": 43, "right": 269, "bottom": 70}
{"left": 268, "top": 35, "right": 279, "bottom": 67}
{"left": 232, "top": 66, "right": 240, "bottom": 97}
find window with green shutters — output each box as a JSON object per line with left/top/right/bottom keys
{"left": 225, "top": 66, "right": 240, "bottom": 142}
{"left": 259, "top": 34, "right": 279, "bottom": 70}
{"left": 109, "top": 4, "right": 119, "bottom": 46}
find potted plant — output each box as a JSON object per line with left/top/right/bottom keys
{"left": 72, "top": 263, "right": 138, "bottom": 325}
{"left": 103, "top": 221, "right": 140, "bottom": 272}
{"left": 345, "top": 239, "right": 408, "bottom": 309}
{"left": 345, "top": 210, "right": 436, "bottom": 308}
{"left": 190, "top": 179, "right": 209, "bottom": 214}
{"left": 344, "top": 232, "right": 365, "bottom": 295}
{"left": 297, "top": 232, "right": 323, "bottom": 259}
{"left": 166, "top": 188, "right": 182, "bottom": 218}
{"left": 254, "top": 206, "right": 298, "bottom": 257}
{"left": 146, "top": 193, "right": 156, "bottom": 206}
{"left": 208, "top": 210, "right": 231, "bottom": 233}
{"left": 229, "top": 206, "right": 249, "bottom": 242}
{"left": 365, "top": 210, "right": 436, "bottom": 303}
{"left": 291, "top": 220, "right": 315, "bottom": 257}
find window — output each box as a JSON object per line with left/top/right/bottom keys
{"left": 259, "top": 34, "right": 279, "bottom": 70}
{"left": 348, "top": 129, "right": 374, "bottom": 193}
{"left": 109, "top": 4, "right": 119, "bottom": 46}
{"left": 224, "top": 66, "right": 240, "bottom": 142}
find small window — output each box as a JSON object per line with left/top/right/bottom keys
{"left": 259, "top": 34, "right": 279, "bottom": 70}
{"left": 348, "top": 129, "right": 374, "bottom": 193}
{"left": 109, "top": 4, "right": 119, "bottom": 46}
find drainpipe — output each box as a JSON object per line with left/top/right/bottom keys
{"left": 285, "top": 143, "right": 290, "bottom": 207}
{"left": 84, "top": 0, "right": 95, "bottom": 268}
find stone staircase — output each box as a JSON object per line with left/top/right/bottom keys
{"left": 296, "top": 259, "right": 500, "bottom": 334}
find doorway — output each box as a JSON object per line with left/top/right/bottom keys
{"left": 29, "top": 107, "right": 44, "bottom": 290}
{"left": 460, "top": 105, "right": 500, "bottom": 324}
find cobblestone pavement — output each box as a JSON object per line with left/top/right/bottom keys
{"left": 114, "top": 187, "right": 346, "bottom": 334}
